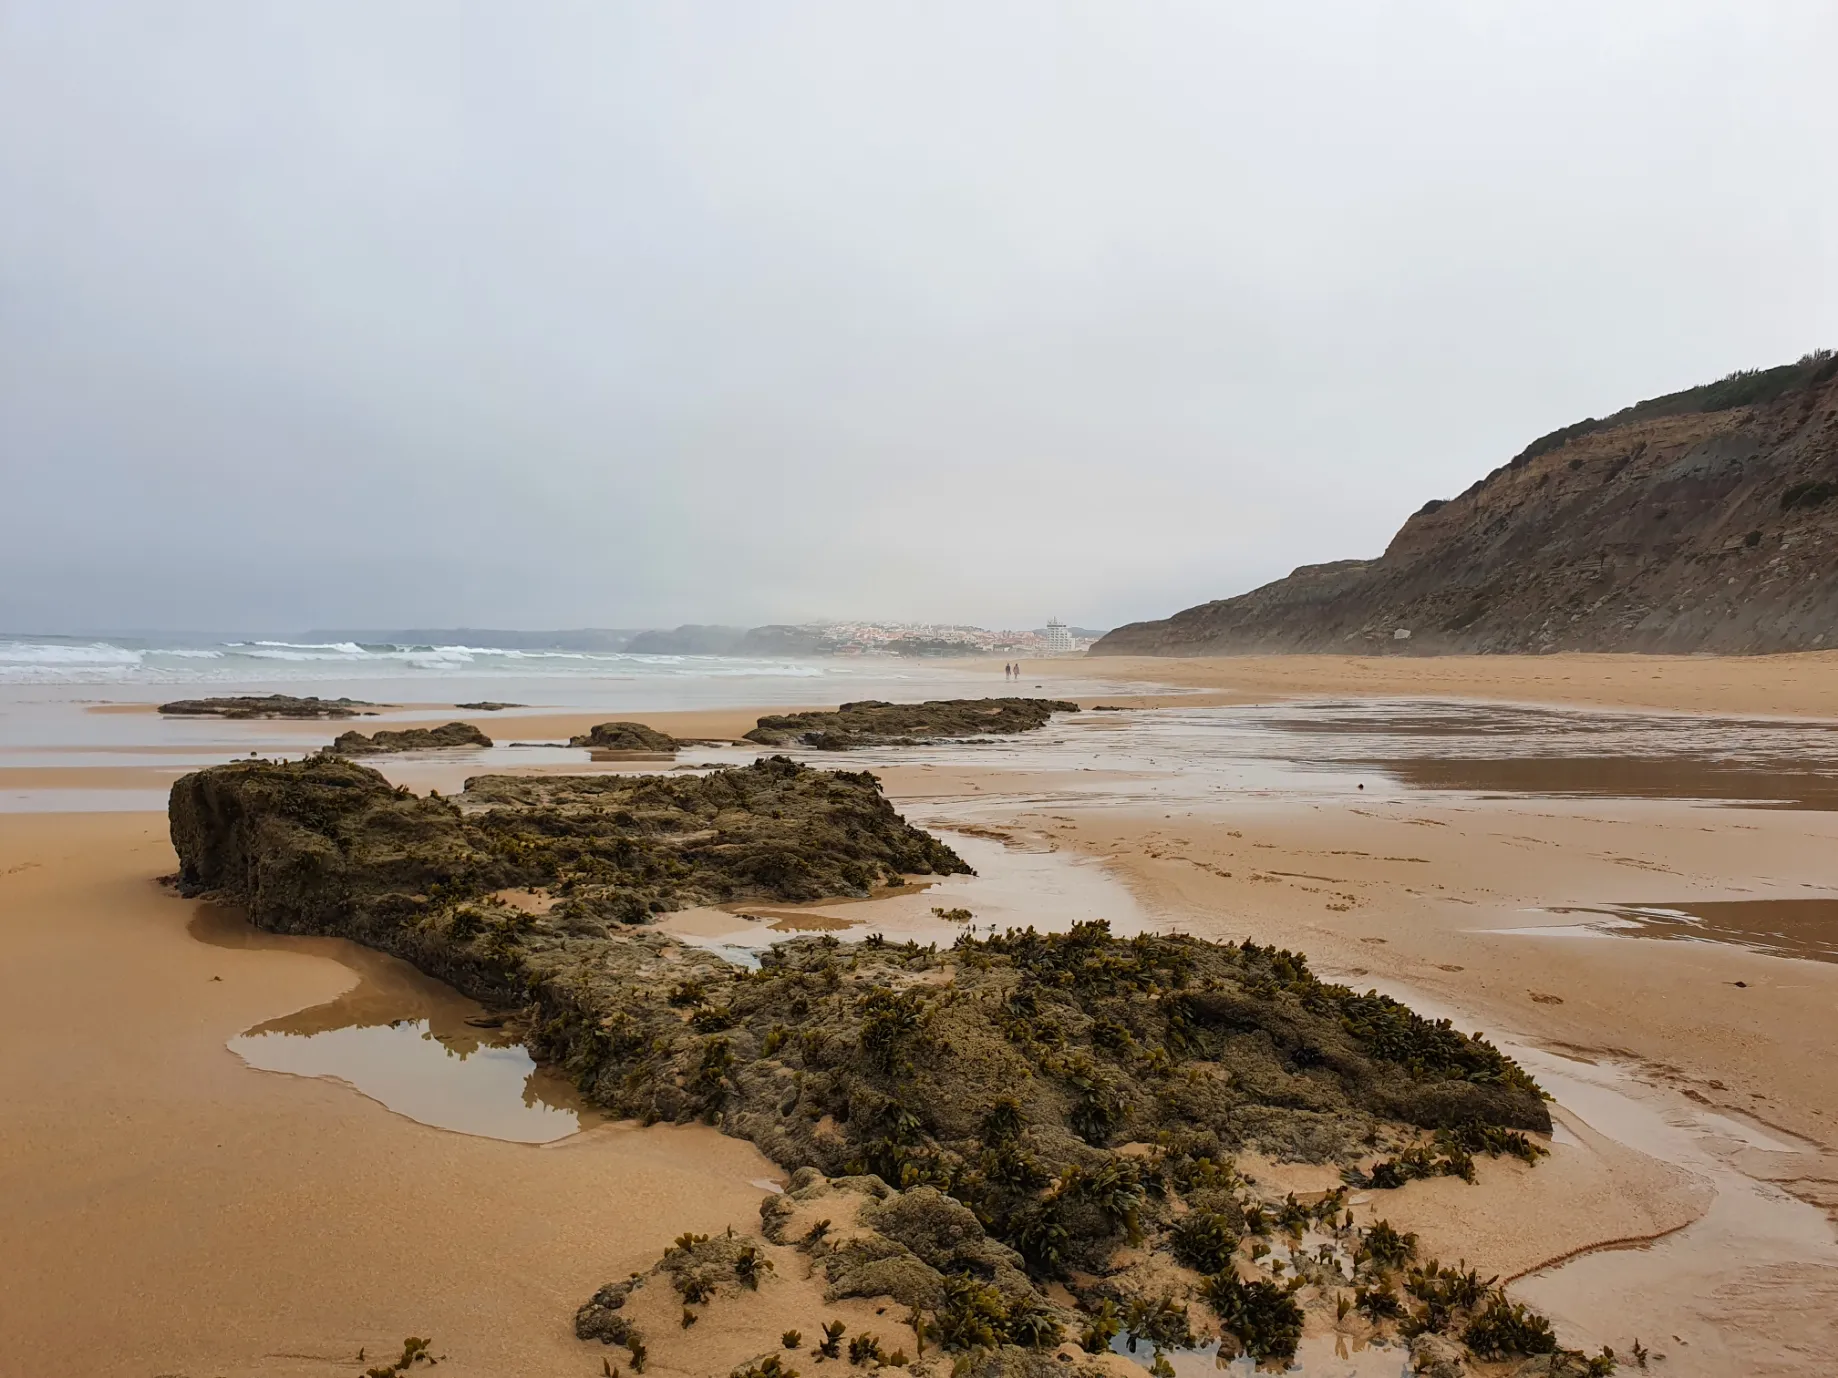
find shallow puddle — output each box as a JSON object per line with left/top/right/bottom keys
{"left": 786, "top": 699, "right": 1838, "bottom": 815}
{"left": 192, "top": 904, "right": 597, "bottom": 1142}
{"left": 1511, "top": 899, "right": 1838, "bottom": 965}
{"left": 1110, "top": 1332, "right": 1409, "bottom": 1376}
{"left": 658, "top": 827, "right": 1155, "bottom": 960}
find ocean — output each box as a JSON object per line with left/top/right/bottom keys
{"left": 0, "top": 632, "right": 1138, "bottom": 715}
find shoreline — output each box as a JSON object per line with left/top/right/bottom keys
{"left": 1051, "top": 650, "right": 1838, "bottom": 720}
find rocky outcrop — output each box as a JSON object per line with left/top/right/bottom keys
{"left": 166, "top": 756, "right": 1546, "bottom": 1181}
{"left": 1094, "top": 350, "right": 1838, "bottom": 655}
{"left": 169, "top": 754, "right": 968, "bottom": 946}
{"left": 330, "top": 722, "right": 493, "bottom": 753}
{"left": 170, "top": 754, "right": 1580, "bottom": 1369}
{"left": 157, "top": 694, "right": 379, "bottom": 719}
{"left": 745, "top": 699, "right": 1079, "bottom": 751}
{"left": 567, "top": 721, "right": 682, "bottom": 753}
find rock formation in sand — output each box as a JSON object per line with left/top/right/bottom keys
{"left": 167, "top": 752, "right": 1598, "bottom": 1372}
{"left": 330, "top": 722, "right": 493, "bottom": 753}
{"left": 157, "top": 694, "right": 380, "bottom": 719}
{"left": 745, "top": 699, "right": 1079, "bottom": 751}
{"left": 567, "top": 721, "right": 683, "bottom": 753}
{"left": 1095, "top": 350, "right": 1838, "bottom": 656}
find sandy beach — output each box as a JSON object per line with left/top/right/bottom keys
{"left": 1063, "top": 651, "right": 1838, "bottom": 719}
{"left": 6, "top": 654, "right": 1838, "bottom": 1374}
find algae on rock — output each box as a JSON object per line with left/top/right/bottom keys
{"left": 568, "top": 721, "right": 684, "bottom": 753}
{"left": 331, "top": 722, "right": 494, "bottom": 753}
{"left": 167, "top": 752, "right": 1574, "bottom": 1375}
{"left": 744, "top": 699, "right": 1078, "bottom": 751}
{"left": 158, "top": 693, "right": 380, "bottom": 719}
{"left": 169, "top": 753, "right": 967, "bottom": 956}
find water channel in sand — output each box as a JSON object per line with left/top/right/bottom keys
{"left": 1500, "top": 899, "right": 1838, "bottom": 965}
{"left": 659, "top": 827, "right": 1157, "bottom": 962}
{"left": 1350, "top": 975, "right": 1838, "bottom": 1376}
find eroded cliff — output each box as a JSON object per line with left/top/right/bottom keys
{"left": 1095, "top": 352, "right": 1838, "bottom": 655}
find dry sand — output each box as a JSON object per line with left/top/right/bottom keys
{"left": 1054, "top": 650, "right": 1838, "bottom": 718}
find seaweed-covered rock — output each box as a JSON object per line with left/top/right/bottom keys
{"left": 568, "top": 721, "right": 682, "bottom": 753}
{"left": 575, "top": 1277, "right": 641, "bottom": 1344}
{"left": 171, "top": 755, "right": 1563, "bottom": 1361}
{"left": 331, "top": 722, "right": 493, "bottom": 753}
{"left": 584, "top": 1177, "right": 1116, "bottom": 1378}
{"left": 455, "top": 701, "right": 523, "bottom": 711}
{"left": 169, "top": 758, "right": 1548, "bottom": 1281}
{"left": 744, "top": 699, "right": 1078, "bottom": 750}
{"left": 157, "top": 694, "right": 379, "bottom": 719}
{"left": 170, "top": 753, "right": 967, "bottom": 950}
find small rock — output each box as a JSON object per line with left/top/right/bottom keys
{"left": 1409, "top": 1333, "right": 1466, "bottom": 1376}
{"left": 1410, "top": 1333, "right": 1466, "bottom": 1377}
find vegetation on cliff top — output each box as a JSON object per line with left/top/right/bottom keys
{"left": 1511, "top": 347, "right": 1837, "bottom": 467}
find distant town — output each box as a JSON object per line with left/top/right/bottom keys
{"left": 616, "top": 619, "right": 1107, "bottom": 658}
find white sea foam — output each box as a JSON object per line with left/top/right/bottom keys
{"left": 0, "top": 640, "right": 145, "bottom": 667}
{"left": 0, "top": 635, "right": 873, "bottom": 688}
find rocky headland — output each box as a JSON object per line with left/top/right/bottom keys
{"left": 164, "top": 753, "right": 1599, "bottom": 1374}
{"left": 1095, "top": 350, "right": 1838, "bottom": 656}
{"left": 330, "top": 722, "right": 493, "bottom": 753}
{"left": 158, "top": 694, "right": 381, "bottom": 719}
{"left": 745, "top": 699, "right": 1079, "bottom": 751}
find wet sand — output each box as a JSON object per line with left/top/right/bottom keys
{"left": 11, "top": 663, "right": 1838, "bottom": 1374}
{"left": 0, "top": 812, "right": 787, "bottom": 1377}
{"left": 1064, "top": 650, "right": 1838, "bottom": 718}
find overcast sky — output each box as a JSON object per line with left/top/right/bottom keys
{"left": 2, "top": 2, "right": 1833, "bottom": 634}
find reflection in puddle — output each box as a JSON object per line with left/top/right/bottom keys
{"left": 1109, "top": 1332, "right": 1409, "bottom": 1377}
{"left": 191, "top": 904, "right": 596, "bottom": 1143}
{"left": 659, "top": 829, "right": 1155, "bottom": 960}
{"left": 1513, "top": 899, "right": 1838, "bottom": 965}
{"left": 231, "top": 1021, "right": 582, "bottom": 1143}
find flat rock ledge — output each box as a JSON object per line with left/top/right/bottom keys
{"left": 330, "top": 721, "right": 493, "bottom": 753}
{"left": 158, "top": 694, "right": 381, "bottom": 719}
{"left": 745, "top": 698, "right": 1079, "bottom": 751}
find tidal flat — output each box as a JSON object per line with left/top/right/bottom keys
{"left": 5, "top": 658, "right": 1838, "bottom": 1375}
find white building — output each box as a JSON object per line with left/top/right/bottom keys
{"left": 1043, "top": 618, "right": 1074, "bottom": 655}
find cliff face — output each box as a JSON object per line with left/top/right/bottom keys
{"left": 1094, "top": 353, "right": 1838, "bottom": 656}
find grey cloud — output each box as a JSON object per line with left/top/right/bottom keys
{"left": 2, "top": 1, "right": 1832, "bottom": 631}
